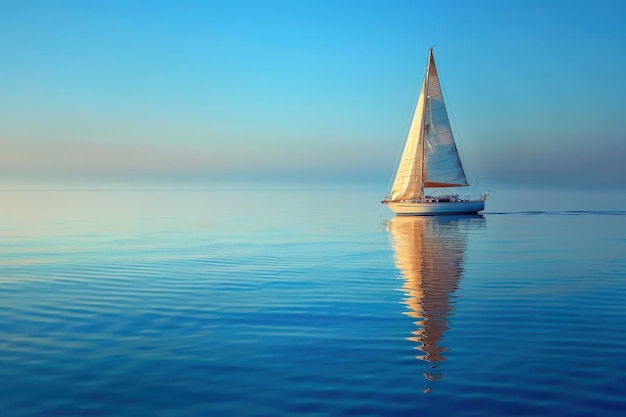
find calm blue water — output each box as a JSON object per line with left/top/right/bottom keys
{"left": 1, "top": 181, "right": 626, "bottom": 416}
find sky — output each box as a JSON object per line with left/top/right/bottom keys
{"left": 2, "top": 0, "right": 626, "bottom": 187}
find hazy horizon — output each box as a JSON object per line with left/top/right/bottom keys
{"left": 2, "top": 1, "right": 626, "bottom": 189}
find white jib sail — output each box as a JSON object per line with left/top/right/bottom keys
{"left": 422, "top": 52, "right": 468, "bottom": 188}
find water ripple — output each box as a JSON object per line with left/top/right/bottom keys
{"left": 1, "top": 189, "right": 626, "bottom": 416}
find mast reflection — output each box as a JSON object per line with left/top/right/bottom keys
{"left": 387, "top": 215, "right": 485, "bottom": 386}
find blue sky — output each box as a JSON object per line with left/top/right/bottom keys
{"left": 2, "top": 0, "right": 626, "bottom": 186}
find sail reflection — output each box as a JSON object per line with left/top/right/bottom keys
{"left": 388, "top": 215, "right": 485, "bottom": 383}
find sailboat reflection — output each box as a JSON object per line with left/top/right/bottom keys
{"left": 387, "top": 215, "right": 485, "bottom": 386}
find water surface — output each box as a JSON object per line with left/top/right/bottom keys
{"left": 1, "top": 181, "right": 625, "bottom": 416}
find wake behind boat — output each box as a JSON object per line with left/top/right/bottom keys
{"left": 382, "top": 48, "right": 487, "bottom": 215}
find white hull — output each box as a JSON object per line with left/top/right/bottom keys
{"left": 385, "top": 200, "right": 485, "bottom": 216}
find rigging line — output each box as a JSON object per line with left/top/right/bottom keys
{"left": 438, "top": 71, "right": 482, "bottom": 196}
{"left": 386, "top": 126, "right": 407, "bottom": 196}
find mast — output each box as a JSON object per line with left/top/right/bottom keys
{"left": 418, "top": 48, "right": 434, "bottom": 199}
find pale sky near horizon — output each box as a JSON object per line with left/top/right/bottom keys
{"left": 2, "top": 0, "right": 626, "bottom": 187}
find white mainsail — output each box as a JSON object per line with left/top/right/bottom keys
{"left": 389, "top": 49, "right": 468, "bottom": 201}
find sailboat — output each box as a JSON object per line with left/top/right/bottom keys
{"left": 382, "top": 48, "right": 487, "bottom": 215}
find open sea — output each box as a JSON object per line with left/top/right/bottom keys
{"left": 1, "top": 180, "right": 626, "bottom": 417}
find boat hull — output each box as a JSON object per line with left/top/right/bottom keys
{"left": 385, "top": 200, "right": 485, "bottom": 216}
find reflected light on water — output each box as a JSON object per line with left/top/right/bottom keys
{"left": 388, "top": 215, "right": 486, "bottom": 387}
